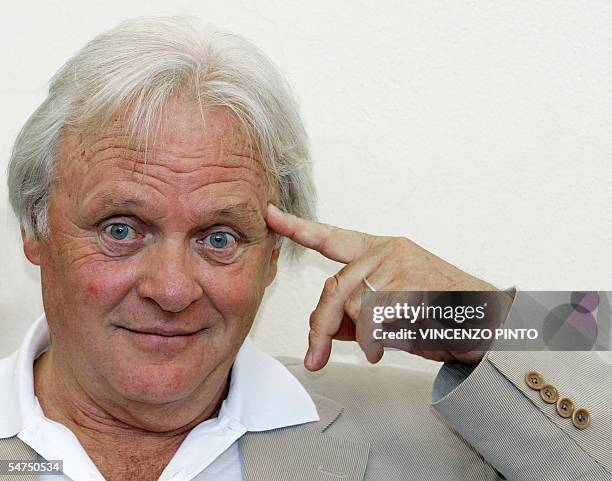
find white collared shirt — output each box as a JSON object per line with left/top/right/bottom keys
{"left": 0, "top": 315, "right": 319, "bottom": 481}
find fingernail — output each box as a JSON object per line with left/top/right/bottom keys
{"left": 268, "top": 203, "right": 280, "bottom": 213}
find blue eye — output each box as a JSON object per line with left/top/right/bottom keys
{"left": 105, "top": 223, "right": 134, "bottom": 241}
{"left": 205, "top": 232, "right": 236, "bottom": 249}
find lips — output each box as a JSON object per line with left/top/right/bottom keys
{"left": 115, "top": 324, "right": 207, "bottom": 355}
{"left": 119, "top": 325, "right": 206, "bottom": 337}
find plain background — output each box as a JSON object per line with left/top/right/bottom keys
{"left": 1, "top": 1, "right": 611, "bottom": 372}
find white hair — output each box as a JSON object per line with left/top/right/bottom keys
{"left": 7, "top": 16, "right": 315, "bottom": 257}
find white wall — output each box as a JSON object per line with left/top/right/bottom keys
{"left": 2, "top": 1, "right": 611, "bottom": 372}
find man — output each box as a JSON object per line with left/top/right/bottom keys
{"left": 1, "top": 16, "right": 610, "bottom": 481}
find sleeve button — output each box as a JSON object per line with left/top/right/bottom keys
{"left": 556, "top": 397, "right": 574, "bottom": 418}
{"left": 525, "top": 371, "right": 545, "bottom": 390}
{"left": 572, "top": 408, "right": 591, "bottom": 430}
{"left": 539, "top": 384, "right": 559, "bottom": 404}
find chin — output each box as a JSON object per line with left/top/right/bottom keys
{"left": 110, "top": 361, "right": 214, "bottom": 405}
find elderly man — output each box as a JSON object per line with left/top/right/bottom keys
{"left": 1, "top": 16, "right": 610, "bottom": 481}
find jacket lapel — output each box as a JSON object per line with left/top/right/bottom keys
{"left": 239, "top": 393, "right": 370, "bottom": 481}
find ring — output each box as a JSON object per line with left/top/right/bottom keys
{"left": 363, "top": 277, "right": 377, "bottom": 292}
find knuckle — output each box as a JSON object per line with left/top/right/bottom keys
{"left": 308, "top": 309, "right": 319, "bottom": 328}
{"left": 391, "top": 236, "right": 412, "bottom": 251}
{"left": 317, "top": 223, "right": 334, "bottom": 252}
{"left": 363, "top": 232, "right": 378, "bottom": 250}
{"left": 322, "top": 274, "right": 342, "bottom": 298}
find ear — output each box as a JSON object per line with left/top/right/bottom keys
{"left": 21, "top": 228, "right": 41, "bottom": 266}
{"left": 265, "top": 245, "right": 281, "bottom": 287}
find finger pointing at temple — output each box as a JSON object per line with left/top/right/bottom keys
{"left": 266, "top": 203, "right": 387, "bottom": 370}
{"left": 265, "top": 203, "right": 376, "bottom": 263}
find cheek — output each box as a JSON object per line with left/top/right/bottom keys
{"left": 40, "top": 257, "right": 140, "bottom": 356}
{"left": 40, "top": 228, "right": 137, "bottom": 314}
{"left": 77, "top": 261, "right": 138, "bottom": 308}
{"left": 40, "top": 254, "right": 132, "bottom": 323}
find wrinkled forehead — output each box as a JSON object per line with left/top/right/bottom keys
{"left": 56, "top": 99, "right": 278, "bottom": 198}
{"left": 62, "top": 99, "right": 253, "bottom": 165}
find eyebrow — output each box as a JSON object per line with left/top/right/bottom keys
{"left": 207, "top": 202, "right": 263, "bottom": 231}
{"left": 82, "top": 191, "right": 264, "bottom": 231}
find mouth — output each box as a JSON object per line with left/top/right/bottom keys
{"left": 114, "top": 324, "right": 209, "bottom": 354}
{"left": 117, "top": 325, "right": 208, "bottom": 337}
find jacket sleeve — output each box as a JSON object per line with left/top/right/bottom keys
{"left": 430, "top": 291, "right": 612, "bottom": 481}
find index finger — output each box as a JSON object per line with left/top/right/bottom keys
{"left": 265, "top": 204, "right": 374, "bottom": 264}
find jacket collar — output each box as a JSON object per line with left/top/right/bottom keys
{"left": 223, "top": 334, "right": 319, "bottom": 431}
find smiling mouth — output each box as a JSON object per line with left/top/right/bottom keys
{"left": 118, "top": 326, "right": 207, "bottom": 337}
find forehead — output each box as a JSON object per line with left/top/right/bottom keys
{"left": 56, "top": 99, "right": 276, "bottom": 206}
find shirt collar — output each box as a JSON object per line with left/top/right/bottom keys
{"left": 222, "top": 334, "right": 319, "bottom": 431}
{"left": 0, "top": 313, "right": 318, "bottom": 438}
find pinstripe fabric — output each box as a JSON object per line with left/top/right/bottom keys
{"left": 240, "top": 421, "right": 369, "bottom": 481}
{"left": 433, "top": 350, "right": 612, "bottom": 481}
{"left": 0, "top": 437, "right": 36, "bottom": 481}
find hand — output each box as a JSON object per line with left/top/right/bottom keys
{"left": 265, "top": 204, "right": 511, "bottom": 371}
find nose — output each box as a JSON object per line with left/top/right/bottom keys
{"left": 137, "top": 239, "right": 204, "bottom": 313}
